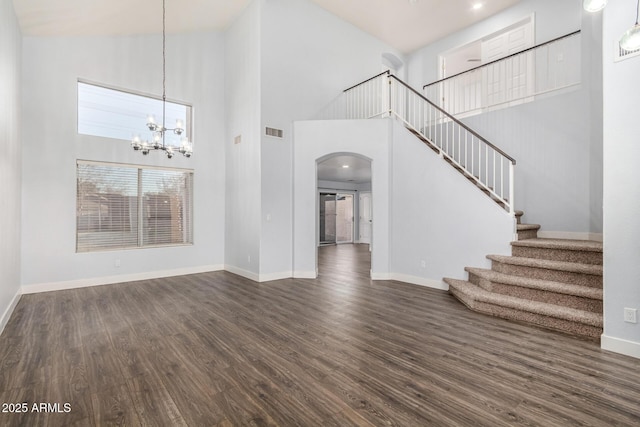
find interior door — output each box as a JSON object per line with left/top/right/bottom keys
{"left": 359, "top": 192, "right": 372, "bottom": 245}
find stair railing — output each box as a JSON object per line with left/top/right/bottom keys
{"left": 313, "top": 71, "right": 516, "bottom": 214}
{"left": 388, "top": 75, "right": 515, "bottom": 214}
{"left": 423, "top": 30, "right": 581, "bottom": 117}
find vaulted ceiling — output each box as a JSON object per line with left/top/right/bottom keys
{"left": 12, "top": 0, "right": 520, "bottom": 54}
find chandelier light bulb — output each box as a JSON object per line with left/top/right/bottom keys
{"left": 583, "top": 0, "right": 607, "bottom": 12}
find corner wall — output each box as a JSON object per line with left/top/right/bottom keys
{"left": 601, "top": 1, "right": 640, "bottom": 358}
{"left": 259, "top": 0, "right": 403, "bottom": 279}
{"left": 0, "top": 0, "right": 22, "bottom": 331}
{"left": 20, "top": 32, "right": 226, "bottom": 291}
{"left": 224, "top": 0, "right": 263, "bottom": 279}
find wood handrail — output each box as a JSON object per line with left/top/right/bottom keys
{"left": 390, "top": 75, "right": 516, "bottom": 164}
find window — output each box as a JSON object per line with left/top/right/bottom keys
{"left": 77, "top": 161, "right": 193, "bottom": 252}
{"left": 77, "top": 81, "right": 192, "bottom": 147}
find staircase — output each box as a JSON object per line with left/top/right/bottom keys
{"left": 444, "top": 211, "right": 603, "bottom": 340}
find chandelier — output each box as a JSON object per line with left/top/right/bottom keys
{"left": 131, "top": 0, "right": 193, "bottom": 159}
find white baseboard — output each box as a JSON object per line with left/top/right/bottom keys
{"left": 293, "top": 270, "right": 317, "bottom": 279}
{"left": 21, "top": 265, "right": 224, "bottom": 294}
{"left": 224, "top": 268, "right": 295, "bottom": 283}
{"left": 0, "top": 289, "right": 22, "bottom": 335}
{"left": 371, "top": 272, "right": 448, "bottom": 291}
{"left": 258, "top": 271, "right": 293, "bottom": 283}
{"left": 224, "top": 265, "right": 260, "bottom": 282}
{"left": 601, "top": 335, "right": 640, "bottom": 359}
{"left": 537, "top": 231, "right": 603, "bottom": 242}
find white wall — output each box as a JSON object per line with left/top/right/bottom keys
{"left": 20, "top": 32, "right": 226, "bottom": 291}
{"left": 293, "top": 119, "right": 391, "bottom": 278}
{"left": 224, "top": 0, "right": 263, "bottom": 279}
{"left": 259, "top": 0, "right": 403, "bottom": 279}
{"left": 0, "top": 0, "right": 22, "bottom": 330}
{"left": 601, "top": 1, "right": 640, "bottom": 358}
{"left": 390, "top": 121, "right": 514, "bottom": 288}
{"left": 407, "top": 0, "right": 603, "bottom": 236}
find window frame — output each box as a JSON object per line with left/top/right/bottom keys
{"left": 76, "top": 160, "right": 194, "bottom": 253}
{"left": 77, "top": 79, "right": 194, "bottom": 145}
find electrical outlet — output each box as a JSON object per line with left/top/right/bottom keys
{"left": 114, "top": 259, "right": 121, "bottom": 268}
{"left": 624, "top": 308, "right": 637, "bottom": 324}
{"left": 420, "top": 260, "right": 426, "bottom": 268}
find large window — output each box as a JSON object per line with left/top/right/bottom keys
{"left": 77, "top": 161, "right": 193, "bottom": 252}
{"left": 77, "top": 81, "right": 192, "bottom": 147}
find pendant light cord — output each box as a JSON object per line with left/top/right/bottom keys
{"left": 162, "top": 0, "right": 167, "bottom": 148}
{"left": 636, "top": 0, "right": 639, "bottom": 25}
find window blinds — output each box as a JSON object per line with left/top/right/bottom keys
{"left": 76, "top": 161, "right": 193, "bottom": 252}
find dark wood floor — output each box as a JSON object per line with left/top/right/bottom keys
{"left": 1, "top": 244, "right": 639, "bottom": 426}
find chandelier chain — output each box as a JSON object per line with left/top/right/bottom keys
{"left": 130, "top": 0, "right": 192, "bottom": 158}
{"left": 162, "top": 0, "right": 166, "bottom": 149}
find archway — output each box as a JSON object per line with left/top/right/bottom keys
{"left": 316, "top": 153, "right": 372, "bottom": 278}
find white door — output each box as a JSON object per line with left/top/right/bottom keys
{"left": 359, "top": 192, "right": 372, "bottom": 245}
{"left": 481, "top": 23, "right": 534, "bottom": 106}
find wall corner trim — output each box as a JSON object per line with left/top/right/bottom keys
{"left": 601, "top": 335, "right": 640, "bottom": 360}
{"left": 0, "top": 289, "right": 22, "bottom": 335}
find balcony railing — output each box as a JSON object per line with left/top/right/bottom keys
{"left": 423, "top": 30, "right": 581, "bottom": 117}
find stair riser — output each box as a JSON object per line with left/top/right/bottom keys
{"left": 511, "top": 246, "right": 602, "bottom": 265}
{"left": 454, "top": 294, "right": 602, "bottom": 339}
{"left": 490, "top": 261, "right": 602, "bottom": 288}
{"left": 468, "top": 273, "right": 602, "bottom": 313}
{"left": 517, "top": 229, "right": 538, "bottom": 240}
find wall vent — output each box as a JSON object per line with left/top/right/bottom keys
{"left": 265, "top": 127, "right": 284, "bottom": 138}
{"left": 234, "top": 135, "right": 242, "bottom": 144}
{"left": 614, "top": 41, "right": 640, "bottom": 62}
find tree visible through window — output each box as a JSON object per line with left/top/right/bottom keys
{"left": 76, "top": 162, "right": 193, "bottom": 252}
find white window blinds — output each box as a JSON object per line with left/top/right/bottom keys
{"left": 77, "top": 161, "right": 193, "bottom": 252}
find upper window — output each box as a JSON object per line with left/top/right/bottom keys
{"left": 76, "top": 161, "right": 193, "bottom": 252}
{"left": 77, "top": 81, "right": 192, "bottom": 148}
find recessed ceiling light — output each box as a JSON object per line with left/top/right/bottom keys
{"left": 472, "top": 3, "right": 483, "bottom": 10}
{"left": 342, "top": 165, "right": 350, "bottom": 168}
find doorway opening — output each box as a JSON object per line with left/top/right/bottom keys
{"left": 316, "top": 153, "right": 372, "bottom": 278}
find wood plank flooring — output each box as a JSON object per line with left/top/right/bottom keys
{"left": 1, "top": 243, "right": 639, "bottom": 426}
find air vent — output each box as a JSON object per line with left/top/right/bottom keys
{"left": 234, "top": 135, "right": 242, "bottom": 144}
{"left": 615, "top": 41, "right": 640, "bottom": 62}
{"left": 265, "top": 127, "right": 283, "bottom": 138}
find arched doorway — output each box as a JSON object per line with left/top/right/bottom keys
{"left": 316, "top": 153, "right": 372, "bottom": 278}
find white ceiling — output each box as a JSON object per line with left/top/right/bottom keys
{"left": 12, "top": 0, "right": 520, "bottom": 54}
{"left": 317, "top": 155, "right": 371, "bottom": 184}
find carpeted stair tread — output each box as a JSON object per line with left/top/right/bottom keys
{"left": 517, "top": 223, "right": 541, "bottom": 231}
{"left": 487, "top": 254, "right": 603, "bottom": 276}
{"left": 465, "top": 267, "right": 602, "bottom": 300}
{"left": 511, "top": 238, "right": 602, "bottom": 252}
{"left": 444, "top": 278, "right": 602, "bottom": 327}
